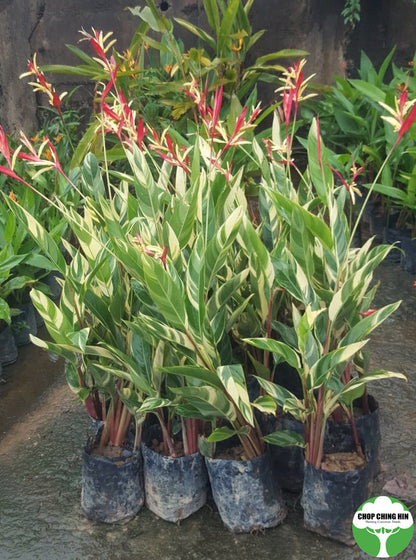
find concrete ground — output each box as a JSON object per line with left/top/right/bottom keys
{"left": 0, "top": 261, "right": 415, "bottom": 560}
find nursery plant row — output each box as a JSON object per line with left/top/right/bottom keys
{"left": 0, "top": 0, "right": 414, "bottom": 545}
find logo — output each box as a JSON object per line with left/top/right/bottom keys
{"left": 352, "top": 496, "right": 414, "bottom": 557}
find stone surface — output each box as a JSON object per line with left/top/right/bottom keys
{"left": 1, "top": 1, "right": 416, "bottom": 133}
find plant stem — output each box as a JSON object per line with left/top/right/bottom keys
{"left": 156, "top": 409, "right": 177, "bottom": 457}
{"left": 181, "top": 417, "right": 189, "bottom": 456}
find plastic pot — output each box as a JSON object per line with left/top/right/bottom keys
{"left": 141, "top": 427, "right": 208, "bottom": 522}
{"left": 0, "top": 325, "right": 18, "bottom": 366}
{"left": 81, "top": 433, "right": 144, "bottom": 524}
{"left": 302, "top": 455, "right": 372, "bottom": 545}
{"left": 11, "top": 302, "right": 37, "bottom": 346}
{"left": 325, "top": 395, "right": 380, "bottom": 480}
{"left": 274, "top": 361, "right": 303, "bottom": 398}
{"left": 205, "top": 449, "right": 286, "bottom": 533}
{"left": 45, "top": 271, "right": 64, "bottom": 301}
{"left": 383, "top": 226, "right": 409, "bottom": 264}
{"left": 400, "top": 236, "right": 416, "bottom": 273}
{"left": 271, "top": 415, "right": 305, "bottom": 493}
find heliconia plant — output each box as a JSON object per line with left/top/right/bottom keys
{"left": 0, "top": 26, "right": 413, "bottom": 470}
{"left": 0, "top": 45, "right": 286, "bottom": 460}
{"left": 241, "top": 61, "right": 412, "bottom": 468}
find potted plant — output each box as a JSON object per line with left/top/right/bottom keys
{"left": 243, "top": 105, "right": 409, "bottom": 543}
{"left": 1, "top": 33, "right": 414, "bottom": 538}
{"left": 8, "top": 193, "right": 147, "bottom": 523}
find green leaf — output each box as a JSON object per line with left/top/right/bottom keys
{"left": 81, "top": 153, "right": 106, "bottom": 199}
{"left": 216, "top": 364, "right": 253, "bottom": 426}
{"left": 127, "top": 314, "right": 195, "bottom": 355}
{"left": 265, "top": 188, "right": 333, "bottom": 249}
{"left": 255, "top": 49, "right": 309, "bottom": 65}
{"left": 174, "top": 18, "right": 216, "bottom": 50}
{"left": 70, "top": 121, "right": 101, "bottom": 168}
{"left": 361, "top": 183, "right": 407, "bottom": 201}
{"left": 171, "top": 385, "right": 236, "bottom": 421}
{"left": 349, "top": 79, "right": 385, "bottom": 103}
{"left": 252, "top": 395, "right": 277, "bottom": 414}
{"left": 142, "top": 257, "right": 187, "bottom": 330}
{"left": 161, "top": 365, "right": 223, "bottom": 389}
{"left": 238, "top": 216, "right": 274, "bottom": 321}
{"left": 311, "top": 341, "right": 369, "bottom": 389}
{"left": 7, "top": 200, "right": 66, "bottom": 273}
{"left": 203, "top": 0, "right": 220, "bottom": 33}
{"left": 128, "top": 3, "right": 173, "bottom": 33}
{"left": 207, "top": 426, "right": 238, "bottom": 442}
{"left": 186, "top": 235, "right": 205, "bottom": 332}
{"left": 131, "top": 332, "right": 153, "bottom": 382}
{"left": 217, "top": 0, "right": 240, "bottom": 55}
{"left": 330, "top": 369, "right": 407, "bottom": 411}
{"left": 0, "top": 297, "right": 10, "bottom": 323}
{"left": 307, "top": 118, "right": 333, "bottom": 204}
{"left": 139, "top": 397, "right": 172, "bottom": 413}
{"left": 341, "top": 302, "right": 401, "bottom": 346}
{"left": 205, "top": 207, "right": 244, "bottom": 290}
{"left": 206, "top": 269, "right": 249, "bottom": 319}
{"left": 84, "top": 289, "right": 118, "bottom": 342}
{"left": 30, "top": 289, "right": 73, "bottom": 345}
{"left": 264, "top": 430, "right": 305, "bottom": 448}
{"left": 30, "top": 335, "right": 78, "bottom": 363}
{"left": 255, "top": 376, "right": 300, "bottom": 409}
{"left": 245, "top": 338, "right": 301, "bottom": 370}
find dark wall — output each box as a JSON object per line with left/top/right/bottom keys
{"left": 345, "top": 0, "right": 416, "bottom": 73}
{"left": 0, "top": 0, "right": 415, "bottom": 134}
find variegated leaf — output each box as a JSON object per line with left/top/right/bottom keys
{"left": 142, "top": 257, "right": 187, "bottom": 330}
{"left": 186, "top": 235, "right": 205, "bottom": 333}
{"left": 245, "top": 338, "right": 301, "bottom": 370}
{"left": 205, "top": 207, "right": 244, "bottom": 290}
{"left": 8, "top": 200, "right": 66, "bottom": 273}
{"left": 238, "top": 215, "right": 274, "bottom": 322}
{"left": 171, "top": 385, "right": 237, "bottom": 421}
{"left": 264, "top": 430, "right": 305, "bottom": 448}
{"left": 216, "top": 365, "right": 254, "bottom": 426}
{"left": 30, "top": 289, "right": 73, "bottom": 345}
{"left": 310, "top": 340, "right": 369, "bottom": 389}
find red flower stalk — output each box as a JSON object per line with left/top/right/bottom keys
{"left": 263, "top": 138, "right": 274, "bottom": 161}
{"left": 136, "top": 118, "right": 146, "bottom": 151}
{"left": 282, "top": 89, "right": 295, "bottom": 135}
{"left": 135, "top": 233, "right": 168, "bottom": 269}
{"left": 89, "top": 29, "right": 108, "bottom": 62}
{"left": 210, "top": 85, "right": 223, "bottom": 144}
{"left": 328, "top": 165, "right": 350, "bottom": 192}
{"left": 21, "top": 54, "right": 66, "bottom": 117}
{"left": 395, "top": 102, "right": 416, "bottom": 148}
{"left": 359, "top": 309, "right": 377, "bottom": 317}
{"left": 80, "top": 28, "right": 116, "bottom": 70}
{"left": 0, "top": 126, "right": 12, "bottom": 167}
{"left": 0, "top": 165, "right": 31, "bottom": 189}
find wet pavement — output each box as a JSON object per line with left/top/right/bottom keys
{"left": 0, "top": 261, "right": 415, "bottom": 560}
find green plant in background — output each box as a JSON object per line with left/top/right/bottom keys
{"left": 38, "top": 0, "right": 306, "bottom": 159}
{"left": 302, "top": 48, "right": 416, "bottom": 231}
{"left": 341, "top": 0, "right": 416, "bottom": 28}
{"left": 341, "top": 0, "right": 361, "bottom": 29}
